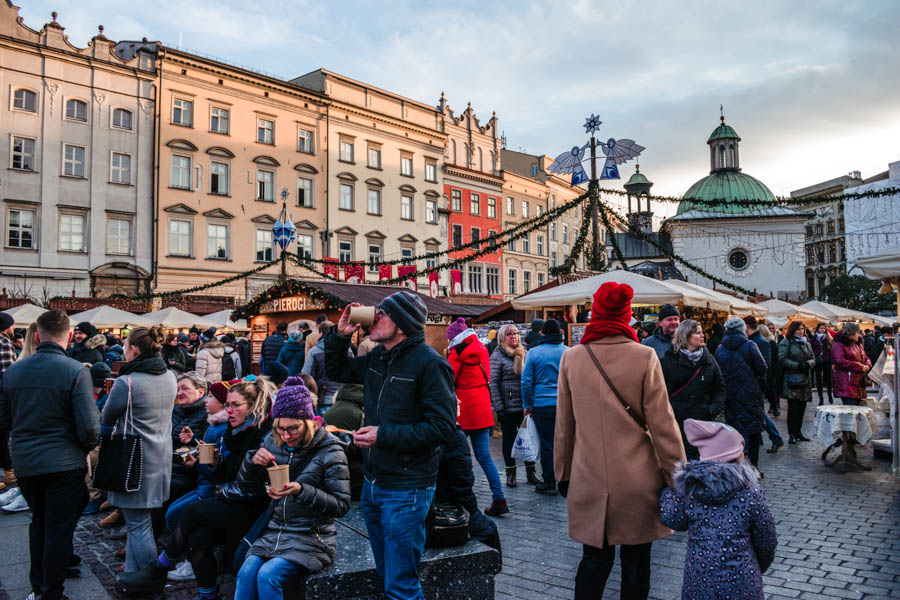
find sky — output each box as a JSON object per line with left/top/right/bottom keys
{"left": 16, "top": 1, "right": 900, "bottom": 216}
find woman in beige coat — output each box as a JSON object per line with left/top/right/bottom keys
{"left": 556, "top": 281, "right": 685, "bottom": 600}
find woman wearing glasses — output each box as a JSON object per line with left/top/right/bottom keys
{"left": 117, "top": 378, "right": 274, "bottom": 599}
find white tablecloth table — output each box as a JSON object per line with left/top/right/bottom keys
{"left": 815, "top": 405, "right": 877, "bottom": 473}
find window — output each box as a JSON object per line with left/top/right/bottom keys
{"left": 486, "top": 266, "right": 500, "bottom": 295}
{"left": 508, "top": 238, "right": 517, "bottom": 252}
{"left": 339, "top": 140, "right": 354, "bottom": 162}
{"left": 471, "top": 227, "right": 481, "bottom": 243}
{"left": 169, "top": 220, "right": 192, "bottom": 256}
{"left": 256, "top": 169, "right": 274, "bottom": 201}
{"left": 338, "top": 240, "right": 353, "bottom": 262}
{"left": 470, "top": 193, "right": 480, "bottom": 215}
{"left": 63, "top": 144, "right": 85, "bottom": 178}
{"left": 13, "top": 89, "right": 36, "bottom": 112}
{"left": 207, "top": 223, "right": 228, "bottom": 259}
{"left": 531, "top": 164, "right": 539, "bottom": 176}
{"left": 65, "top": 99, "right": 87, "bottom": 122}
{"left": 171, "top": 155, "right": 191, "bottom": 189}
{"left": 487, "top": 230, "right": 498, "bottom": 250}
{"left": 522, "top": 201, "right": 529, "bottom": 218}
{"left": 297, "top": 177, "right": 313, "bottom": 208}
{"left": 425, "top": 160, "right": 437, "bottom": 182}
{"left": 11, "top": 137, "right": 35, "bottom": 171}
{"left": 425, "top": 199, "right": 436, "bottom": 224}
{"left": 452, "top": 224, "right": 463, "bottom": 248}
{"left": 255, "top": 229, "right": 273, "bottom": 262}
{"left": 401, "top": 155, "right": 413, "bottom": 176}
{"left": 508, "top": 269, "right": 517, "bottom": 295}
{"left": 112, "top": 108, "right": 133, "bottom": 130}
{"left": 550, "top": 222, "right": 557, "bottom": 241}
{"left": 110, "top": 152, "right": 131, "bottom": 184}
{"left": 297, "top": 128, "right": 314, "bottom": 153}
{"left": 401, "top": 195, "right": 413, "bottom": 220}
{"left": 59, "top": 214, "right": 85, "bottom": 252}
{"left": 523, "top": 271, "right": 532, "bottom": 293}
{"left": 537, "top": 272, "right": 545, "bottom": 287}
{"left": 451, "top": 189, "right": 462, "bottom": 211}
{"left": 426, "top": 256, "right": 437, "bottom": 269}
{"left": 367, "top": 189, "right": 382, "bottom": 215}
{"left": 506, "top": 196, "right": 515, "bottom": 215}
{"left": 368, "top": 244, "right": 382, "bottom": 272}
{"left": 536, "top": 205, "right": 543, "bottom": 216}
{"left": 368, "top": 146, "right": 381, "bottom": 169}
{"left": 522, "top": 235, "right": 531, "bottom": 254}
{"left": 210, "top": 107, "right": 229, "bottom": 134}
{"left": 468, "top": 264, "right": 483, "bottom": 293}
{"left": 728, "top": 248, "right": 749, "bottom": 270}
{"left": 563, "top": 224, "right": 569, "bottom": 244}
{"left": 257, "top": 119, "right": 274, "bottom": 144}
{"left": 172, "top": 98, "right": 192, "bottom": 126}
{"left": 210, "top": 162, "right": 229, "bottom": 195}
{"left": 107, "top": 218, "right": 131, "bottom": 255}
{"left": 537, "top": 235, "right": 544, "bottom": 256}
{"left": 551, "top": 252, "right": 558, "bottom": 268}
{"left": 7, "top": 209, "right": 34, "bottom": 248}
{"left": 401, "top": 248, "right": 414, "bottom": 261}
{"left": 339, "top": 184, "right": 354, "bottom": 210}
{"left": 297, "top": 234, "right": 314, "bottom": 260}
{"left": 487, "top": 197, "right": 497, "bottom": 219}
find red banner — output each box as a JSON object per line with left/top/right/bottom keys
{"left": 344, "top": 262, "right": 365, "bottom": 283}
{"left": 378, "top": 264, "right": 393, "bottom": 281}
{"left": 428, "top": 271, "right": 440, "bottom": 297}
{"left": 323, "top": 258, "right": 340, "bottom": 280}
{"left": 397, "top": 266, "right": 417, "bottom": 292}
{"left": 450, "top": 270, "right": 463, "bottom": 295}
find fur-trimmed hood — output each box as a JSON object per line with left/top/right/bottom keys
{"left": 674, "top": 459, "right": 759, "bottom": 505}
{"left": 207, "top": 409, "right": 228, "bottom": 426}
{"left": 85, "top": 333, "right": 107, "bottom": 350}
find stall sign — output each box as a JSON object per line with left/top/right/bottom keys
{"left": 259, "top": 295, "right": 327, "bottom": 314}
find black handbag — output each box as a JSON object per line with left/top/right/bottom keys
{"left": 425, "top": 502, "right": 469, "bottom": 548}
{"left": 785, "top": 372, "right": 809, "bottom": 390}
{"left": 92, "top": 377, "right": 143, "bottom": 493}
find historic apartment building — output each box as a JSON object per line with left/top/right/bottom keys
{"left": 438, "top": 95, "right": 504, "bottom": 298}
{"left": 291, "top": 69, "right": 445, "bottom": 291}
{"left": 0, "top": 5, "right": 157, "bottom": 298}
{"left": 152, "top": 46, "right": 329, "bottom": 300}
{"left": 500, "top": 165, "right": 550, "bottom": 299}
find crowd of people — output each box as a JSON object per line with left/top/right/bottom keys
{"left": 0, "top": 292, "right": 893, "bottom": 600}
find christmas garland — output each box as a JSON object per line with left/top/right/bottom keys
{"left": 130, "top": 257, "right": 283, "bottom": 301}
{"left": 231, "top": 279, "right": 349, "bottom": 320}
{"left": 598, "top": 191, "right": 627, "bottom": 269}
{"left": 550, "top": 193, "right": 594, "bottom": 276}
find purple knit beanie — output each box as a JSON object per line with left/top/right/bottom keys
{"left": 446, "top": 317, "right": 468, "bottom": 340}
{"left": 271, "top": 377, "right": 316, "bottom": 420}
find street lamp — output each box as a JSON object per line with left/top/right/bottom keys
{"left": 272, "top": 187, "right": 296, "bottom": 281}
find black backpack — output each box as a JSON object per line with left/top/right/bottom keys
{"left": 221, "top": 349, "right": 238, "bottom": 380}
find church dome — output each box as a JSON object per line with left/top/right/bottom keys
{"left": 625, "top": 170, "right": 651, "bottom": 186}
{"left": 707, "top": 123, "right": 740, "bottom": 143}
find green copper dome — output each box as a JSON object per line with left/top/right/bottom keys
{"left": 707, "top": 123, "right": 740, "bottom": 143}
{"left": 626, "top": 171, "right": 651, "bottom": 186}
{"left": 677, "top": 170, "right": 775, "bottom": 215}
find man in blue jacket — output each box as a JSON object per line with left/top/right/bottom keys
{"left": 642, "top": 304, "right": 680, "bottom": 358}
{"left": 0, "top": 310, "right": 99, "bottom": 600}
{"left": 521, "top": 319, "right": 568, "bottom": 496}
{"left": 326, "top": 292, "right": 456, "bottom": 600}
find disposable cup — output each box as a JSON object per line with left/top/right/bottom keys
{"left": 267, "top": 464, "right": 290, "bottom": 490}
{"left": 197, "top": 443, "right": 215, "bottom": 465}
{"left": 349, "top": 306, "right": 375, "bottom": 327}
{"left": 104, "top": 378, "right": 116, "bottom": 395}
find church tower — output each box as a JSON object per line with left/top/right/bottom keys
{"left": 708, "top": 109, "right": 741, "bottom": 172}
{"left": 624, "top": 164, "right": 654, "bottom": 233}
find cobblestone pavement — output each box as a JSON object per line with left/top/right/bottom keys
{"left": 10, "top": 402, "right": 899, "bottom": 599}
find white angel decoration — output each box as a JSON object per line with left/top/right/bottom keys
{"left": 547, "top": 115, "right": 644, "bottom": 184}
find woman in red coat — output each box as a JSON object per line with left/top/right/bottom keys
{"left": 831, "top": 322, "right": 872, "bottom": 405}
{"left": 446, "top": 318, "right": 508, "bottom": 516}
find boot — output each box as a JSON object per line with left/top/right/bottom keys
{"left": 525, "top": 464, "right": 542, "bottom": 485}
{"left": 3, "top": 469, "right": 16, "bottom": 485}
{"left": 788, "top": 435, "right": 797, "bottom": 444}
{"left": 828, "top": 390, "right": 834, "bottom": 404}
{"left": 797, "top": 432, "right": 811, "bottom": 442}
{"left": 116, "top": 561, "right": 168, "bottom": 596}
{"left": 505, "top": 467, "right": 517, "bottom": 488}
{"left": 100, "top": 508, "right": 124, "bottom": 529}
{"left": 484, "top": 499, "right": 510, "bottom": 517}
{"left": 535, "top": 480, "right": 558, "bottom": 496}
{"left": 766, "top": 440, "right": 784, "bottom": 454}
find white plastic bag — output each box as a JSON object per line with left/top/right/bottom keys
{"left": 511, "top": 415, "right": 540, "bottom": 462}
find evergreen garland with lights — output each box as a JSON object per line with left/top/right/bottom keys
{"left": 231, "top": 279, "right": 349, "bottom": 320}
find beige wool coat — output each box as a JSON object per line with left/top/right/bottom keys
{"left": 555, "top": 336, "right": 686, "bottom": 548}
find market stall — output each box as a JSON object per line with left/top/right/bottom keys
{"left": 756, "top": 299, "right": 826, "bottom": 328}
{"left": 142, "top": 307, "right": 219, "bottom": 330}
{"left": 203, "top": 309, "right": 250, "bottom": 332}
{"left": 799, "top": 300, "right": 868, "bottom": 323}
{"left": 0, "top": 302, "right": 47, "bottom": 327}
{"left": 68, "top": 306, "right": 156, "bottom": 330}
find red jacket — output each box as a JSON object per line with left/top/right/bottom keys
{"left": 831, "top": 333, "right": 871, "bottom": 400}
{"left": 448, "top": 334, "right": 495, "bottom": 431}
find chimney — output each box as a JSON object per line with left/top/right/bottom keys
{"left": 889, "top": 161, "right": 900, "bottom": 182}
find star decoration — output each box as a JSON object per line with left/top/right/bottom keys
{"left": 584, "top": 114, "right": 602, "bottom": 134}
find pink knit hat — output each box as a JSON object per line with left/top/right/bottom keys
{"left": 683, "top": 419, "right": 744, "bottom": 463}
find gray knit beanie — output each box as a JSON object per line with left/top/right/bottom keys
{"left": 724, "top": 317, "right": 747, "bottom": 334}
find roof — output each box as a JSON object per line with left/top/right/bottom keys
{"left": 625, "top": 171, "right": 652, "bottom": 186}
{"left": 666, "top": 206, "right": 813, "bottom": 222}
{"left": 628, "top": 261, "right": 685, "bottom": 281}
{"left": 298, "top": 280, "right": 483, "bottom": 317}
{"left": 707, "top": 122, "right": 741, "bottom": 143}
{"left": 609, "top": 232, "right": 672, "bottom": 259}
{"left": 677, "top": 170, "right": 776, "bottom": 215}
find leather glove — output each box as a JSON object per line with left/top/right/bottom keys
{"left": 557, "top": 481, "right": 569, "bottom": 498}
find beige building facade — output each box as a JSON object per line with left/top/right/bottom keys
{"left": 500, "top": 169, "right": 550, "bottom": 299}
{"left": 0, "top": 5, "right": 157, "bottom": 298}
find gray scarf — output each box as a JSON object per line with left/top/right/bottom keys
{"left": 680, "top": 348, "right": 704, "bottom": 364}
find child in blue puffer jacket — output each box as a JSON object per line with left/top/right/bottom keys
{"left": 660, "top": 419, "right": 778, "bottom": 600}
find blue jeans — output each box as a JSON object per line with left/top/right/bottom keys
{"left": 235, "top": 555, "right": 303, "bottom": 600}
{"left": 464, "top": 427, "right": 505, "bottom": 501}
{"left": 360, "top": 480, "right": 435, "bottom": 600}
{"left": 764, "top": 415, "right": 783, "bottom": 446}
{"left": 165, "top": 490, "right": 202, "bottom": 532}
{"left": 531, "top": 406, "right": 557, "bottom": 484}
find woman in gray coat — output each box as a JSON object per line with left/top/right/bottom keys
{"left": 777, "top": 321, "right": 816, "bottom": 444}
{"left": 102, "top": 326, "right": 177, "bottom": 573}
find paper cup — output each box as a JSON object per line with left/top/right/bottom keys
{"left": 197, "top": 443, "right": 215, "bottom": 465}
{"left": 267, "top": 464, "right": 290, "bottom": 490}
{"left": 349, "top": 306, "right": 375, "bottom": 327}
{"left": 104, "top": 378, "right": 116, "bottom": 395}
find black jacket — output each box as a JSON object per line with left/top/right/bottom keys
{"left": 68, "top": 334, "right": 106, "bottom": 365}
{"left": 172, "top": 396, "right": 209, "bottom": 447}
{"left": 261, "top": 332, "right": 288, "bottom": 367}
{"left": 0, "top": 342, "right": 100, "bottom": 477}
{"left": 206, "top": 417, "right": 271, "bottom": 490}
{"left": 325, "top": 330, "right": 457, "bottom": 489}
{"left": 237, "top": 339, "right": 251, "bottom": 375}
{"left": 660, "top": 347, "right": 726, "bottom": 459}
{"left": 162, "top": 344, "right": 187, "bottom": 373}
{"left": 715, "top": 330, "right": 767, "bottom": 436}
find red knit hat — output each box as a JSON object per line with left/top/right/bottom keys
{"left": 208, "top": 379, "right": 242, "bottom": 404}
{"left": 591, "top": 282, "right": 634, "bottom": 324}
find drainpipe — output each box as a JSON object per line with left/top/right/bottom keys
{"left": 152, "top": 46, "right": 163, "bottom": 292}
{"left": 321, "top": 100, "right": 331, "bottom": 259}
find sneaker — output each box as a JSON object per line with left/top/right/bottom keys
{"left": 167, "top": 560, "right": 195, "bottom": 581}
{"left": 0, "top": 486, "right": 21, "bottom": 507}
{"left": 100, "top": 508, "right": 124, "bottom": 528}
{"left": 535, "top": 481, "right": 558, "bottom": 496}
{"left": 1, "top": 494, "right": 29, "bottom": 512}
{"left": 116, "top": 562, "right": 167, "bottom": 595}
{"left": 83, "top": 499, "right": 104, "bottom": 515}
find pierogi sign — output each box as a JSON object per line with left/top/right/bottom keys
{"left": 259, "top": 295, "right": 327, "bottom": 314}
